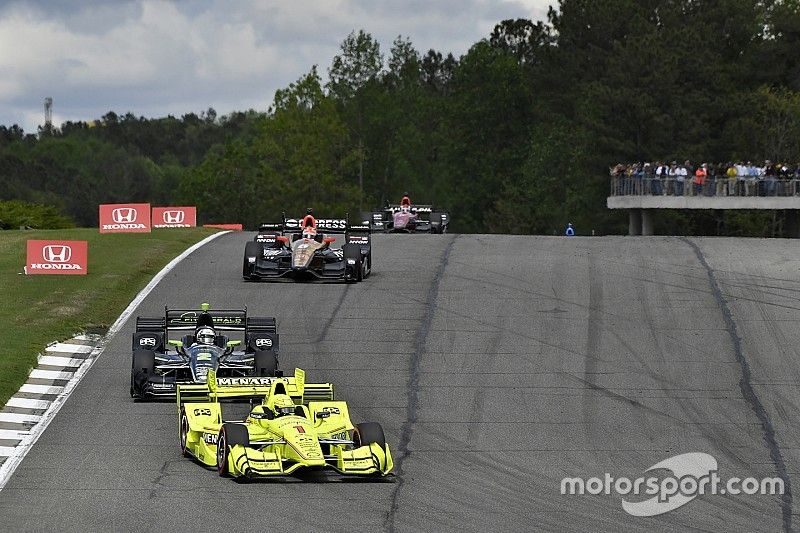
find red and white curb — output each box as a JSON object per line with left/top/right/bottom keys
{"left": 0, "top": 230, "right": 230, "bottom": 489}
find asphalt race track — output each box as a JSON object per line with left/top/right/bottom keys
{"left": 0, "top": 233, "right": 798, "bottom": 532}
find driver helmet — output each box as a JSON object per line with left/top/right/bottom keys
{"left": 401, "top": 205, "right": 410, "bottom": 214}
{"left": 196, "top": 327, "right": 215, "bottom": 345}
{"left": 302, "top": 225, "right": 317, "bottom": 240}
{"left": 270, "top": 394, "right": 296, "bottom": 417}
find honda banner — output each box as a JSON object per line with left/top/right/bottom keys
{"left": 152, "top": 206, "right": 197, "bottom": 228}
{"left": 99, "top": 203, "right": 151, "bottom": 233}
{"left": 26, "top": 240, "right": 88, "bottom": 275}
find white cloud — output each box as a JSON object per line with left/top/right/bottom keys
{"left": 0, "top": 0, "right": 553, "bottom": 133}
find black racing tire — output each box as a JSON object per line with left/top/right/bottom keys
{"left": 430, "top": 212, "right": 444, "bottom": 234}
{"left": 343, "top": 243, "right": 363, "bottom": 282}
{"left": 364, "top": 251, "right": 372, "bottom": 278}
{"left": 180, "top": 408, "right": 190, "bottom": 457}
{"left": 353, "top": 422, "right": 386, "bottom": 449}
{"left": 131, "top": 349, "right": 155, "bottom": 399}
{"left": 243, "top": 241, "right": 260, "bottom": 279}
{"left": 217, "top": 423, "right": 249, "bottom": 476}
{"left": 132, "top": 349, "right": 155, "bottom": 373}
{"left": 254, "top": 349, "right": 278, "bottom": 376}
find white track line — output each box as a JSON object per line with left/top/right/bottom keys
{"left": 5, "top": 398, "right": 51, "bottom": 410}
{"left": 45, "top": 343, "right": 93, "bottom": 354}
{"left": 0, "top": 447, "right": 18, "bottom": 456}
{"left": 0, "top": 430, "right": 26, "bottom": 440}
{"left": 0, "top": 413, "right": 41, "bottom": 423}
{"left": 29, "top": 369, "right": 74, "bottom": 380}
{"left": 37, "top": 355, "right": 86, "bottom": 367}
{"left": 19, "top": 385, "right": 64, "bottom": 395}
{"left": 0, "top": 230, "right": 230, "bottom": 490}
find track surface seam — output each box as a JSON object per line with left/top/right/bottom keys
{"left": 683, "top": 237, "right": 793, "bottom": 532}
{"left": 385, "top": 234, "right": 457, "bottom": 532}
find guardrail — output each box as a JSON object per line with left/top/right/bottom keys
{"left": 610, "top": 176, "right": 800, "bottom": 197}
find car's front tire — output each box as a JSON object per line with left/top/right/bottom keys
{"left": 243, "top": 241, "right": 260, "bottom": 280}
{"left": 130, "top": 349, "right": 155, "bottom": 399}
{"left": 343, "top": 244, "right": 363, "bottom": 282}
{"left": 217, "top": 423, "right": 249, "bottom": 477}
{"left": 353, "top": 422, "right": 386, "bottom": 448}
{"left": 180, "top": 409, "right": 190, "bottom": 457}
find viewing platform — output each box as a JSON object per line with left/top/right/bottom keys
{"left": 607, "top": 177, "right": 800, "bottom": 236}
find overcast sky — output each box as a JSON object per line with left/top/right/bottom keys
{"left": 0, "top": 0, "right": 551, "bottom": 132}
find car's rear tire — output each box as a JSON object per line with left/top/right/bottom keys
{"left": 254, "top": 349, "right": 277, "bottom": 376}
{"left": 353, "top": 422, "right": 386, "bottom": 449}
{"left": 217, "top": 423, "right": 249, "bottom": 476}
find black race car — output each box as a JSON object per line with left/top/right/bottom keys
{"left": 242, "top": 214, "right": 371, "bottom": 282}
{"left": 130, "top": 303, "right": 279, "bottom": 400}
{"left": 365, "top": 204, "right": 449, "bottom": 233}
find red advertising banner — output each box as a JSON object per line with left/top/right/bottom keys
{"left": 203, "top": 224, "right": 243, "bottom": 231}
{"left": 99, "top": 203, "right": 151, "bottom": 233}
{"left": 26, "top": 240, "right": 88, "bottom": 275}
{"left": 152, "top": 206, "right": 197, "bottom": 228}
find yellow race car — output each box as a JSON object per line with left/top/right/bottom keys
{"left": 177, "top": 369, "right": 393, "bottom": 479}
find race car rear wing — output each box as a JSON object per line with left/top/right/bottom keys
{"left": 136, "top": 305, "right": 277, "bottom": 335}
{"left": 176, "top": 368, "right": 334, "bottom": 404}
{"left": 385, "top": 204, "right": 435, "bottom": 213}
{"left": 165, "top": 308, "right": 247, "bottom": 331}
{"left": 258, "top": 214, "right": 371, "bottom": 239}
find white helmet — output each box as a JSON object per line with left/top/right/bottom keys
{"left": 196, "top": 328, "right": 215, "bottom": 345}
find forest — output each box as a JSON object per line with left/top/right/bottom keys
{"left": 2, "top": 0, "right": 800, "bottom": 236}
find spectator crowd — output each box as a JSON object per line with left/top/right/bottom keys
{"left": 610, "top": 161, "right": 800, "bottom": 197}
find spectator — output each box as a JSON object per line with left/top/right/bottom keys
{"left": 693, "top": 164, "right": 707, "bottom": 196}
{"left": 764, "top": 160, "right": 777, "bottom": 196}
{"left": 668, "top": 161, "right": 678, "bottom": 195}
{"left": 633, "top": 162, "right": 644, "bottom": 194}
{"left": 726, "top": 162, "right": 737, "bottom": 196}
{"left": 676, "top": 163, "right": 687, "bottom": 196}
{"left": 684, "top": 161, "right": 694, "bottom": 196}
{"left": 745, "top": 161, "right": 756, "bottom": 196}
{"left": 654, "top": 161, "right": 667, "bottom": 195}
{"left": 795, "top": 163, "right": 800, "bottom": 196}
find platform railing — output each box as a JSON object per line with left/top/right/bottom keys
{"left": 610, "top": 176, "right": 800, "bottom": 197}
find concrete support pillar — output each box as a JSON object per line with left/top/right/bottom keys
{"left": 785, "top": 210, "right": 800, "bottom": 239}
{"left": 641, "top": 209, "right": 655, "bottom": 236}
{"left": 628, "top": 209, "right": 642, "bottom": 236}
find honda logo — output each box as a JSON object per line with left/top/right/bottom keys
{"left": 42, "top": 245, "right": 72, "bottom": 263}
{"left": 112, "top": 208, "right": 137, "bottom": 224}
{"left": 163, "top": 210, "right": 185, "bottom": 224}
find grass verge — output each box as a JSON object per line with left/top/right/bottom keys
{"left": 0, "top": 227, "right": 220, "bottom": 405}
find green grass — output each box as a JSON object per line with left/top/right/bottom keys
{"left": 0, "top": 227, "right": 219, "bottom": 404}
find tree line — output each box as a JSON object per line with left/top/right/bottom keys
{"left": 2, "top": 0, "right": 800, "bottom": 236}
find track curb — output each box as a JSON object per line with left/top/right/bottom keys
{"left": 0, "top": 230, "right": 230, "bottom": 490}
